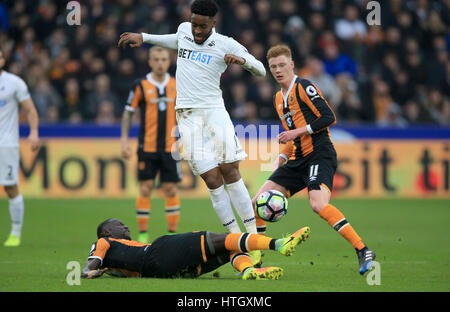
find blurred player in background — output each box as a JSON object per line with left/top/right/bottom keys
{"left": 118, "top": 0, "right": 266, "bottom": 251}
{"left": 0, "top": 49, "right": 40, "bottom": 247}
{"left": 81, "top": 218, "right": 310, "bottom": 280}
{"left": 121, "top": 46, "right": 181, "bottom": 243}
{"left": 253, "top": 45, "right": 375, "bottom": 275}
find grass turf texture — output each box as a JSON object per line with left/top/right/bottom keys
{"left": 0, "top": 198, "right": 449, "bottom": 292}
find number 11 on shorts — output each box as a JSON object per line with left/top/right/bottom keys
{"left": 309, "top": 164, "right": 319, "bottom": 182}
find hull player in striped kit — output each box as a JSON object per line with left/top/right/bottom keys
{"left": 253, "top": 45, "right": 375, "bottom": 275}
{"left": 121, "top": 46, "right": 181, "bottom": 243}
{"left": 81, "top": 218, "right": 310, "bottom": 280}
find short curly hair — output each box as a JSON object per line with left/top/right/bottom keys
{"left": 97, "top": 218, "right": 115, "bottom": 238}
{"left": 191, "top": 0, "right": 219, "bottom": 17}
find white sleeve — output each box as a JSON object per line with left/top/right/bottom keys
{"left": 228, "top": 38, "right": 266, "bottom": 77}
{"left": 15, "top": 77, "right": 31, "bottom": 102}
{"left": 142, "top": 33, "right": 178, "bottom": 50}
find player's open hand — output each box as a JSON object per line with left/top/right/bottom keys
{"left": 86, "top": 268, "right": 108, "bottom": 279}
{"left": 118, "top": 32, "right": 143, "bottom": 48}
{"left": 28, "top": 133, "right": 40, "bottom": 152}
{"left": 278, "top": 129, "right": 300, "bottom": 143}
{"left": 224, "top": 54, "right": 245, "bottom": 66}
{"left": 278, "top": 127, "right": 309, "bottom": 143}
{"left": 121, "top": 140, "right": 132, "bottom": 160}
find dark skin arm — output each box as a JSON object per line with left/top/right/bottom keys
{"left": 118, "top": 32, "right": 143, "bottom": 48}
{"left": 81, "top": 258, "right": 108, "bottom": 279}
{"left": 224, "top": 54, "right": 245, "bottom": 66}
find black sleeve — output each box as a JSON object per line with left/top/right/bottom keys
{"left": 299, "top": 79, "right": 336, "bottom": 132}
{"left": 125, "top": 79, "right": 145, "bottom": 110}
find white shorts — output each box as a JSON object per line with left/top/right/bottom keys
{"left": 0, "top": 146, "right": 20, "bottom": 186}
{"left": 176, "top": 107, "right": 247, "bottom": 176}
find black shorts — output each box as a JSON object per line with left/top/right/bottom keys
{"left": 269, "top": 145, "right": 337, "bottom": 196}
{"left": 141, "top": 231, "right": 227, "bottom": 278}
{"left": 137, "top": 151, "right": 181, "bottom": 182}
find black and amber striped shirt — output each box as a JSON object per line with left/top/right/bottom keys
{"left": 88, "top": 237, "right": 150, "bottom": 277}
{"left": 87, "top": 231, "right": 210, "bottom": 278}
{"left": 126, "top": 73, "right": 177, "bottom": 153}
{"left": 276, "top": 76, "right": 336, "bottom": 160}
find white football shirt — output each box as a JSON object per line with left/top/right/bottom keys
{"left": 142, "top": 22, "right": 266, "bottom": 109}
{"left": 0, "top": 70, "right": 31, "bottom": 147}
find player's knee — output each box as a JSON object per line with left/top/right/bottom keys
{"left": 162, "top": 183, "right": 177, "bottom": 197}
{"left": 4, "top": 185, "right": 19, "bottom": 198}
{"left": 139, "top": 182, "right": 153, "bottom": 197}
{"left": 201, "top": 169, "right": 223, "bottom": 189}
{"left": 219, "top": 163, "right": 241, "bottom": 184}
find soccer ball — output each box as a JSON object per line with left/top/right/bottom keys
{"left": 255, "top": 190, "right": 288, "bottom": 222}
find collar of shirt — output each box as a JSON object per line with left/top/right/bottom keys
{"left": 146, "top": 72, "right": 170, "bottom": 94}
{"left": 282, "top": 75, "right": 298, "bottom": 108}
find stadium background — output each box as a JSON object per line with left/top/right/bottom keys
{"left": 0, "top": 0, "right": 449, "bottom": 294}
{"left": 0, "top": 0, "right": 448, "bottom": 198}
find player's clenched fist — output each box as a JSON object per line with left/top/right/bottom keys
{"left": 118, "top": 32, "right": 143, "bottom": 48}
{"left": 278, "top": 127, "right": 307, "bottom": 143}
{"left": 224, "top": 54, "right": 245, "bottom": 66}
{"left": 121, "top": 140, "right": 132, "bottom": 160}
{"left": 28, "top": 132, "right": 40, "bottom": 152}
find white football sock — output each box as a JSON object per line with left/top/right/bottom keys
{"left": 208, "top": 185, "right": 241, "bottom": 233}
{"left": 226, "top": 179, "right": 257, "bottom": 234}
{"left": 9, "top": 194, "right": 24, "bottom": 238}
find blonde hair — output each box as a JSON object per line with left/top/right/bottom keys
{"left": 149, "top": 46, "right": 169, "bottom": 58}
{"left": 266, "top": 44, "right": 292, "bottom": 61}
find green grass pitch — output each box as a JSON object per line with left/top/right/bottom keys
{"left": 0, "top": 197, "right": 449, "bottom": 292}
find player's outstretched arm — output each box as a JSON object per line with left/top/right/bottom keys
{"left": 226, "top": 39, "right": 266, "bottom": 77}
{"left": 20, "top": 98, "right": 40, "bottom": 152}
{"left": 224, "top": 53, "right": 266, "bottom": 77}
{"left": 81, "top": 258, "right": 107, "bottom": 279}
{"left": 278, "top": 127, "right": 308, "bottom": 143}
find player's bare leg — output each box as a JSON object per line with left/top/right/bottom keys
{"left": 161, "top": 182, "right": 180, "bottom": 234}
{"left": 310, "top": 185, "right": 375, "bottom": 274}
{"left": 4, "top": 184, "right": 19, "bottom": 198}
{"left": 4, "top": 184, "right": 24, "bottom": 247}
{"left": 200, "top": 167, "right": 223, "bottom": 190}
{"left": 136, "top": 179, "right": 153, "bottom": 243}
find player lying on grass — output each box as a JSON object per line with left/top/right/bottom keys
{"left": 81, "top": 218, "right": 310, "bottom": 280}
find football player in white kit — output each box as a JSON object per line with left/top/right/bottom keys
{"left": 0, "top": 50, "right": 40, "bottom": 247}
{"left": 118, "top": 0, "right": 265, "bottom": 249}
